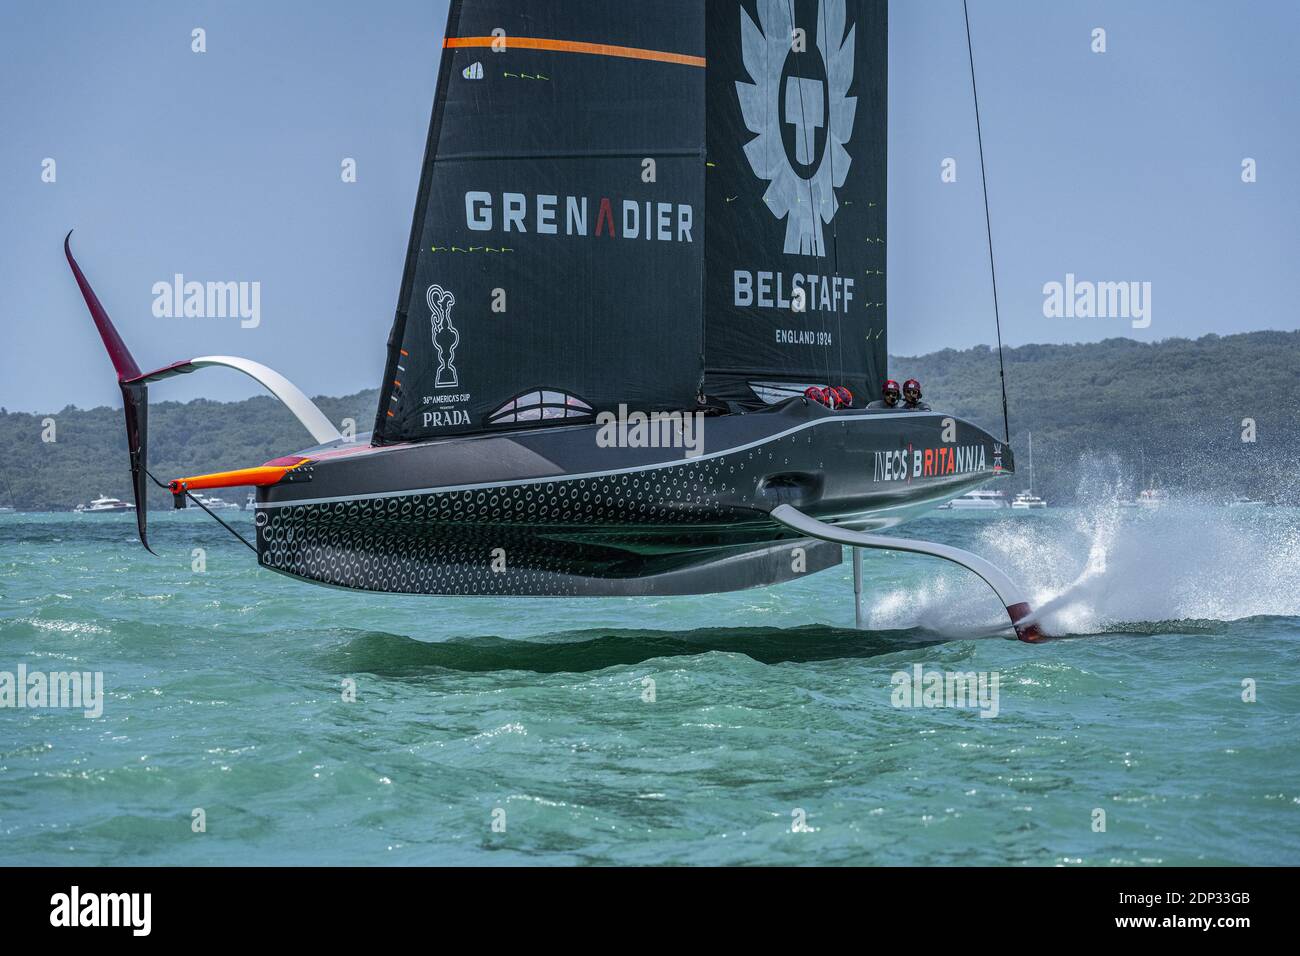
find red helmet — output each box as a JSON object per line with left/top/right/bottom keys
{"left": 832, "top": 386, "right": 854, "bottom": 408}
{"left": 882, "top": 379, "right": 901, "bottom": 396}
{"left": 903, "top": 378, "right": 922, "bottom": 398}
{"left": 804, "top": 385, "right": 831, "bottom": 407}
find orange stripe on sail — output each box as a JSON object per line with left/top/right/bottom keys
{"left": 444, "top": 36, "right": 705, "bottom": 68}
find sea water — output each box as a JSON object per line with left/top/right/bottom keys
{"left": 1, "top": 494, "right": 1297, "bottom": 865}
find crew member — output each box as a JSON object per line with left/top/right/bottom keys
{"left": 901, "top": 379, "right": 930, "bottom": 411}
{"left": 866, "top": 380, "right": 902, "bottom": 409}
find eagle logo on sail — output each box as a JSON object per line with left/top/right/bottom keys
{"left": 427, "top": 284, "right": 459, "bottom": 388}
{"left": 737, "top": 0, "right": 857, "bottom": 257}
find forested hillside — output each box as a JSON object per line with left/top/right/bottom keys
{"left": 0, "top": 392, "right": 378, "bottom": 512}
{"left": 896, "top": 332, "right": 1298, "bottom": 503}
{"left": 1, "top": 332, "right": 1295, "bottom": 511}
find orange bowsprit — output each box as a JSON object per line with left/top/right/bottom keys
{"left": 168, "top": 457, "right": 309, "bottom": 496}
{"left": 443, "top": 36, "right": 706, "bottom": 68}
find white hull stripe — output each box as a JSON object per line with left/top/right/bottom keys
{"left": 257, "top": 411, "right": 950, "bottom": 509}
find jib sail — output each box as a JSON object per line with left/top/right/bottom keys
{"left": 373, "top": 1, "right": 707, "bottom": 444}
{"left": 703, "top": 0, "right": 887, "bottom": 408}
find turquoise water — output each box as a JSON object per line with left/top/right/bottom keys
{"left": 1, "top": 499, "right": 1298, "bottom": 866}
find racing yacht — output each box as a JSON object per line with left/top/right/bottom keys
{"left": 67, "top": 1, "right": 1043, "bottom": 640}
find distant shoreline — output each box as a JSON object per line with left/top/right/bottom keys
{"left": 3, "top": 331, "right": 1297, "bottom": 511}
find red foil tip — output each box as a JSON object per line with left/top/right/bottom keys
{"left": 1006, "top": 601, "right": 1045, "bottom": 643}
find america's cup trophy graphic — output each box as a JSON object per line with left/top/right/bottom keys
{"left": 427, "top": 284, "right": 459, "bottom": 388}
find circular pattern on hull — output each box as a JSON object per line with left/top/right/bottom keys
{"left": 258, "top": 450, "right": 761, "bottom": 595}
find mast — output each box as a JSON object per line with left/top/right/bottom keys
{"left": 1027, "top": 431, "right": 1033, "bottom": 493}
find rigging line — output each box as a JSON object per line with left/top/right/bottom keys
{"left": 820, "top": 0, "right": 846, "bottom": 387}
{"left": 143, "top": 467, "right": 259, "bottom": 555}
{"left": 962, "top": 0, "right": 1011, "bottom": 444}
{"left": 698, "top": 15, "right": 709, "bottom": 406}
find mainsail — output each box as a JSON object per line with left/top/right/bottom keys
{"left": 704, "top": 0, "right": 887, "bottom": 408}
{"left": 374, "top": 0, "right": 886, "bottom": 443}
{"left": 373, "top": 1, "right": 707, "bottom": 444}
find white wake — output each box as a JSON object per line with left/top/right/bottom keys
{"left": 861, "top": 458, "right": 1300, "bottom": 636}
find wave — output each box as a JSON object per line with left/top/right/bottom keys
{"left": 323, "top": 624, "right": 951, "bottom": 674}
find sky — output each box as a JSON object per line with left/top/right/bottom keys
{"left": 1, "top": 0, "right": 1297, "bottom": 413}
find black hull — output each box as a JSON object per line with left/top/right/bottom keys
{"left": 254, "top": 402, "right": 1012, "bottom": 595}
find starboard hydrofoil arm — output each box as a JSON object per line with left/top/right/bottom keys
{"left": 770, "top": 504, "right": 1044, "bottom": 642}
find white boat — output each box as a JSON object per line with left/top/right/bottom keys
{"left": 1010, "top": 432, "right": 1047, "bottom": 509}
{"left": 244, "top": 491, "right": 256, "bottom": 511}
{"left": 1121, "top": 488, "right": 1167, "bottom": 509}
{"left": 0, "top": 505, "right": 14, "bottom": 515}
{"left": 940, "top": 488, "right": 1009, "bottom": 510}
{"left": 191, "top": 493, "right": 241, "bottom": 511}
{"left": 75, "top": 494, "right": 136, "bottom": 513}
{"left": 1120, "top": 450, "right": 1167, "bottom": 508}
